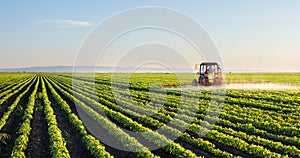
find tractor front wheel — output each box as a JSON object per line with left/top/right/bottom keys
{"left": 192, "top": 79, "right": 198, "bottom": 86}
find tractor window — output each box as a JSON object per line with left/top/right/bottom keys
{"left": 200, "top": 65, "right": 206, "bottom": 74}
{"left": 208, "top": 66, "right": 213, "bottom": 73}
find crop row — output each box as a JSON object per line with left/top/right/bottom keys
{"left": 49, "top": 75, "right": 276, "bottom": 156}
{"left": 44, "top": 77, "right": 113, "bottom": 158}
{"left": 45, "top": 77, "right": 158, "bottom": 158}
{"left": 0, "top": 77, "right": 37, "bottom": 130}
{"left": 46, "top": 76, "right": 200, "bottom": 158}
{"left": 11, "top": 77, "right": 40, "bottom": 157}
{"left": 0, "top": 77, "right": 34, "bottom": 105}
{"left": 41, "top": 78, "right": 71, "bottom": 157}
{"left": 52, "top": 76, "right": 299, "bottom": 157}
{"left": 67, "top": 75, "right": 300, "bottom": 145}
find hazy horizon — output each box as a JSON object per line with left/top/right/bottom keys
{"left": 0, "top": 65, "right": 299, "bottom": 73}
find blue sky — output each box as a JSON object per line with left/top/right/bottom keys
{"left": 0, "top": 0, "right": 299, "bottom": 71}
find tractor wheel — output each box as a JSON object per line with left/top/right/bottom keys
{"left": 192, "top": 79, "right": 198, "bottom": 86}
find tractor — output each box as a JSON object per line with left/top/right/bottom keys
{"left": 192, "top": 62, "right": 222, "bottom": 86}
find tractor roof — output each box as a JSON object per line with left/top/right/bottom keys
{"left": 200, "top": 62, "right": 219, "bottom": 66}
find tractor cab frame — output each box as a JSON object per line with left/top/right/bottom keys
{"left": 192, "top": 62, "right": 222, "bottom": 86}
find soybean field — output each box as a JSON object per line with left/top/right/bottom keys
{"left": 0, "top": 73, "right": 299, "bottom": 158}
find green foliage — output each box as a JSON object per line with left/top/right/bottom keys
{"left": 227, "top": 73, "right": 300, "bottom": 86}
{"left": 0, "top": 73, "right": 299, "bottom": 157}
{"left": 52, "top": 73, "right": 299, "bottom": 157}
{"left": 0, "top": 133, "right": 10, "bottom": 145}
{"left": 36, "top": 92, "right": 43, "bottom": 99}
{"left": 0, "top": 133, "right": 11, "bottom": 154}
{"left": 11, "top": 77, "right": 39, "bottom": 158}
{"left": 40, "top": 78, "right": 71, "bottom": 158}
{"left": 44, "top": 78, "right": 113, "bottom": 158}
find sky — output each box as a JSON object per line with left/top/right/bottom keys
{"left": 0, "top": 0, "right": 299, "bottom": 72}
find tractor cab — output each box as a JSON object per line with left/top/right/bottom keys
{"left": 192, "top": 62, "right": 222, "bottom": 86}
